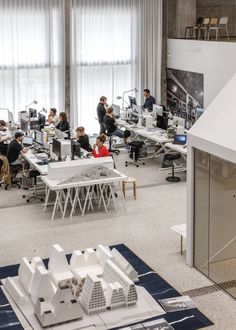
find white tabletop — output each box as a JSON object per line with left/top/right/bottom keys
{"left": 23, "top": 149, "right": 49, "bottom": 175}
{"left": 165, "top": 143, "right": 187, "bottom": 155}
{"left": 41, "top": 169, "right": 127, "bottom": 190}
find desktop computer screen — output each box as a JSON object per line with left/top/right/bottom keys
{"left": 21, "top": 119, "right": 28, "bottom": 132}
{"left": 156, "top": 115, "right": 168, "bottom": 130}
{"left": 173, "top": 116, "right": 185, "bottom": 127}
{"left": 132, "top": 104, "right": 142, "bottom": 116}
{"left": 34, "top": 129, "right": 44, "bottom": 145}
{"left": 128, "top": 96, "right": 137, "bottom": 108}
{"left": 23, "top": 136, "right": 33, "bottom": 146}
{"left": 152, "top": 104, "right": 163, "bottom": 118}
{"left": 38, "top": 113, "right": 46, "bottom": 129}
{"left": 29, "top": 108, "right": 37, "bottom": 118}
{"left": 111, "top": 104, "right": 120, "bottom": 118}
{"left": 52, "top": 138, "right": 61, "bottom": 159}
{"left": 71, "top": 140, "right": 81, "bottom": 160}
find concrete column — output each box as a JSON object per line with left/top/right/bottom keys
{"left": 64, "top": 0, "right": 71, "bottom": 117}
{"left": 176, "top": 0, "right": 196, "bottom": 38}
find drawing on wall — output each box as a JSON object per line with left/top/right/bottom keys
{"left": 167, "top": 68, "right": 204, "bottom": 128}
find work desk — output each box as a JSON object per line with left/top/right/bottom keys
{"left": 164, "top": 143, "right": 187, "bottom": 157}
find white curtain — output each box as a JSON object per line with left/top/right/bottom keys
{"left": 71, "top": 0, "right": 162, "bottom": 134}
{"left": 0, "top": 0, "right": 65, "bottom": 119}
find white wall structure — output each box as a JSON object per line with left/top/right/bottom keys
{"left": 167, "top": 39, "right": 236, "bottom": 109}
{"left": 186, "top": 74, "right": 236, "bottom": 266}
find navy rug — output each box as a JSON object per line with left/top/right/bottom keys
{"left": 0, "top": 244, "right": 213, "bottom": 330}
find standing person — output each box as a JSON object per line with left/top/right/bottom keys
{"left": 143, "top": 89, "right": 156, "bottom": 112}
{"left": 76, "top": 126, "right": 92, "bottom": 152}
{"left": 97, "top": 96, "right": 108, "bottom": 134}
{"left": 103, "top": 107, "right": 124, "bottom": 138}
{"left": 92, "top": 134, "right": 110, "bottom": 158}
{"left": 7, "top": 131, "right": 28, "bottom": 165}
{"left": 48, "top": 108, "right": 60, "bottom": 126}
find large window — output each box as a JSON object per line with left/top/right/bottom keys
{"left": 0, "top": 0, "right": 64, "bottom": 118}
{"left": 71, "top": 0, "right": 137, "bottom": 133}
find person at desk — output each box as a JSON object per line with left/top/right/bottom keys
{"left": 48, "top": 108, "right": 60, "bottom": 126}
{"left": 92, "top": 134, "right": 110, "bottom": 158}
{"left": 76, "top": 126, "right": 92, "bottom": 152}
{"left": 143, "top": 89, "right": 156, "bottom": 112}
{"left": 0, "top": 120, "right": 7, "bottom": 132}
{"left": 7, "top": 131, "right": 28, "bottom": 165}
{"left": 97, "top": 96, "right": 108, "bottom": 134}
{"left": 56, "top": 112, "right": 70, "bottom": 138}
{"left": 103, "top": 107, "right": 124, "bottom": 138}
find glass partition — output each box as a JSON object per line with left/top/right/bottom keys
{"left": 194, "top": 149, "right": 236, "bottom": 298}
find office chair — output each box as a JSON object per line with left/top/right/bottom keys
{"left": 5, "top": 163, "right": 22, "bottom": 189}
{"left": 165, "top": 153, "right": 181, "bottom": 182}
{"left": 125, "top": 141, "right": 145, "bottom": 168}
{"left": 105, "top": 131, "right": 120, "bottom": 156}
{"left": 22, "top": 162, "right": 43, "bottom": 202}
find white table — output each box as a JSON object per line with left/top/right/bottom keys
{"left": 41, "top": 168, "right": 127, "bottom": 221}
{"left": 164, "top": 143, "right": 187, "bottom": 158}
{"left": 117, "top": 119, "right": 173, "bottom": 159}
{"left": 23, "top": 149, "right": 48, "bottom": 175}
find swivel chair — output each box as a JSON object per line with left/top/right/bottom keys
{"left": 165, "top": 153, "right": 181, "bottom": 182}
{"left": 5, "top": 163, "right": 22, "bottom": 189}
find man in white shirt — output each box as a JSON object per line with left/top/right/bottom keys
{"left": 48, "top": 108, "right": 60, "bottom": 126}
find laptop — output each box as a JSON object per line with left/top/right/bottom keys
{"left": 23, "top": 135, "right": 34, "bottom": 146}
{"left": 173, "top": 134, "right": 187, "bottom": 145}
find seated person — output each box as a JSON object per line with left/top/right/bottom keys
{"left": 76, "top": 126, "right": 92, "bottom": 152}
{"left": 56, "top": 112, "right": 70, "bottom": 138}
{"left": 92, "top": 134, "right": 110, "bottom": 158}
{"left": 0, "top": 120, "right": 7, "bottom": 132}
{"left": 48, "top": 108, "right": 60, "bottom": 126}
{"left": 143, "top": 88, "right": 156, "bottom": 112}
{"left": 103, "top": 107, "right": 124, "bottom": 138}
{"left": 7, "top": 131, "right": 28, "bottom": 165}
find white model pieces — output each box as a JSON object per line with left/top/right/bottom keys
{"left": 4, "top": 244, "right": 140, "bottom": 328}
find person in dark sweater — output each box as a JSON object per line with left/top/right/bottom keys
{"left": 76, "top": 126, "right": 92, "bottom": 152}
{"left": 7, "top": 131, "right": 28, "bottom": 165}
{"left": 56, "top": 112, "right": 70, "bottom": 138}
{"left": 103, "top": 107, "right": 124, "bottom": 138}
{"left": 96, "top": 96, "right": 108, "bottom": 134}
{"left": 143, "top": 88, "right": 156, "bottom": 112}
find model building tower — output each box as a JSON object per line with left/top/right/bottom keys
{"left": 103, "top": 260, "right": 137, "bottom": 307}
{"left": 80, "top": 273, "right": 106, "bottom": 315}
{"left": 105, "top": 282, "right": 126, "bottom": 310}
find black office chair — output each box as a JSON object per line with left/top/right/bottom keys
{"left": 22, "top": 163, "right": 43, "bottom": 202}
{"left": 105, "top": 131, "right": 120, "bottom": 156}
{"left": 164, "top": 153, "right": 181, "bottom": 182}
{"left": 0, "top": 143, "right": 8, "bottom": 156}
{"left": 5, "top": 163, "right": 22, "bottom": 189}
{"left": 125, "top": 141, "right": 145, "bottom": 168}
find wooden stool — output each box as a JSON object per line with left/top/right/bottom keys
{"left": 122, "top": 177, "right": 137, "bottom": 199}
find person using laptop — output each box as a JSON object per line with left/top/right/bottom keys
{"left": 143, "top": 89, "right": 156, "bottom": 112}
{"left": 97, "top": 96, "right": 108, "bottom": 134}
{"left": 48, "top": 108, "right": 60, "bottom": 126}
{"left": 103, "top": 107, "right": 124, "bottom": 138}
{"left": 7, "top": 131, "right": 28, "bottom": 165}
{"left": 76, "top": 126, "right": 92, "bottom": 152}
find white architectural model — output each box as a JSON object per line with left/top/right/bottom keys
{"left": 4, "top": 244, "right": 139, "bottom": 327}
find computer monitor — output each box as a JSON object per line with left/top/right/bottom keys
{"left": 20, "top": 119, "right": 28, "bottom": 133}
{"left": 34, "top": 129, "right": 44, "bottom": 145}
{"left": 52, "top": 138, "right": 61, "bottom": 160}
{"left": 111, "top": 104, "right": 120, "bottom": 118}
{"left": 38, "top": 113, "right": 46, "bottom": 129}
{"left": 132, "top": 104, "right": 142, "bottom": 116}
{"left": 156, "top": 115, "right": 168, "bottom": 130}
{"left": 29, "top": 108, "right": 37, "bottom": 118}
{"left": 152, "top": 104, "right": 163, "bottom": 118}
{"left": 23, "top": 136, "right": 33, "bottom": 146}
{"left": 173, "top": 116, "right": 185, "bottom": 127}
{"left": 128, "top": 96, "right": 137, "bottom": 108}
{"left": 71, "top": 140, "right": 81, "bottom": 160}
{"left": 173, "top": 134, "right": 187, "bottom": 145}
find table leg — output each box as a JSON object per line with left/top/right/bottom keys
{"left": 119, "top": 182, "right": 127, "bottom": 210}
{"left": 51, "top": 190, "right": 60, "bottom": 221}
{"left": 62, "top": 188, "right": 71, "bottom": 220}
{"left": 44, "top": 186, "right": 50, "bottom": 211}
{"left": 181, "top": 235, "right": 183, "bottom": 255}
{"left": 99, "top": 184, "right": 108, "bottom": 214}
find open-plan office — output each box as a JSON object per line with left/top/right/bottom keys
{"left": 1, "top": 0, "right": 236, "bottom": 329}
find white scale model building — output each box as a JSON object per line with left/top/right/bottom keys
{"left": 4, "top": 244, "right": 139, "bottom": 327}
